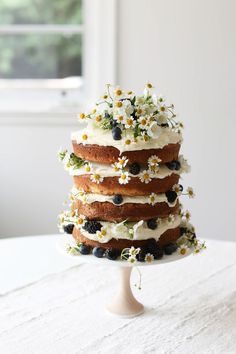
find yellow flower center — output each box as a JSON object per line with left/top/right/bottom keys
{"left": 121, "top": 174, "right": 126, "bottom": 180}
{"left": 127, "top": 118, "right": 133, "bottom": 126}
{"left": 144, "top": 173, "right": 150, "bottom": 180}
{"left": 95, "top": 115, "right": 102, "bottom": 122}
{"left": 180, "top": 248, "right": 186, "bottom": 255}
{"left": 160, "top": 106, "right": 166, "bottom": 112}
{"left": 80, "top": 113, "right": 86, "bottom": 119}
{"left": 137, "top": 108, "right": 142, "bottom": 115}
{"left": 127, "top": 91, "right": 133, "bottom": 95}
{"left": 116, "top": 101, "right": 123, "bottom": 108}
{"left": 146, "top": 83, "right": 153, "bottom": 89}
{"left": 125, "top": 139, "right": 131, "bottom": 145}
{"left": 115, "top": 89, "right": 122, "bottom": 96}
{"left": 91, "top": 108, "right": 97, "bottom": 114}
{"left": 82, "top": 134, "right": 88, "bottom": 141}
{"left": 85, "top": 165, "right": 91, "bottom": 172}
{"left": 77, "top": 218, "right": 84, "bottom": 225}
{"left": 102, "top": 94, "right": 108, "bottom": 99}
{"left": 118, "top": 115, "right": 124, "bottom": 121}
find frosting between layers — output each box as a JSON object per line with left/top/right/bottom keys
{"left": 67, "top": 161, "right": 183, "bottom": 179}
{"left": 76, "top": 215, "right": 181, "bottom": 243}
{"left": 71, "top": 125, "right": 182, "bottom": 153}
{"left": 71, "top": 188, "right": 178, "bottom": 207}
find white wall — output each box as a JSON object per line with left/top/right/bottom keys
{"left": 1, "top": 0, "right": 236, "bottom": 241}
{"left": 117, "top": 0, "right": 236, "bottom": 241}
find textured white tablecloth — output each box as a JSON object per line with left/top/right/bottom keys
{"left": 0, "top": 235, "right": 236, "bottom": 354}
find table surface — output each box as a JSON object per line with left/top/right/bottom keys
{"left": 0, "top": 235, "right": 236, "bottom": 354}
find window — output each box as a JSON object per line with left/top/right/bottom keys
{"left": 0, "top": 0, "right": 84, "bottom": 114}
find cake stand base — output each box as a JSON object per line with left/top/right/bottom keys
{"left": 106, "top": 266, "right": 144, "bottom": 317}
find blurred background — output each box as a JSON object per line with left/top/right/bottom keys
{"left": 0, "top": 0, "right": 235, "bottom": 241}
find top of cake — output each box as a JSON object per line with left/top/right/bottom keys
{"left": 71, "top": 83, "right": 183, "bottom": 152}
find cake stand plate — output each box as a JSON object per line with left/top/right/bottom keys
{"left": 57, "top": 236, "right": 193, "bottom": 317}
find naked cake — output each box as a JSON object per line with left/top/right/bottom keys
{"left": 58, "top": 83, "right": 205, "bottom": 262}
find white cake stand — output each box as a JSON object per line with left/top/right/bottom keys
{"left": 57, "top": 236, "right": 192, "bottom": 317}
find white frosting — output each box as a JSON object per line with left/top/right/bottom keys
{"left": 68, "top": 161, "right": 183, "bottom": 179}
{"left": 71, "top": 187, "right": 178, "bottom": 207}
{"left": 77, "top": 215, "right": 181, "bottom": 243}
{"left": 71, "top": 124, "right": 182, "bottom": 153}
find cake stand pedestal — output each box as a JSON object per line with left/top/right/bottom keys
{"left": 57, "top": 236, "right": 192, "bottom": 317}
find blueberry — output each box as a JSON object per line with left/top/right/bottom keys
{"left": 147, "top": 239, "right": 158, "bottom": 253}
{"left": 179, "top": 184, "right": 183, "bottom": 191}
{"left": 112, "top": 120, "right": 118, "bottom": 128}
{"left": 63, "top": 224, "right": 74, "bottom": 234}
{"left": 83, "top": 221, "right": 102, "bottom": 234}
{"left": 164, "top": 243, "right": 177, "bottom": 255}
{"left": 175, "top": 161, "right": 181, "bottom": 170}
{"left": 92, "top": 247, "right": 105, "bottom": 258}
{"left": 79, "top": 243, "right": 91, "bottom": 255}
{"left": 129, "top": 162, "right": 141, "bottom": 175}
{"left": 166, "top": 161, "right": 177, "bottom": 170}
{"left": 165, "top": 190, "right": 178, "bottom": 203}
{"left": 155, "top": 247, "right": 164, "bottom": 259}
{"left": 106, "top": 248, "right": 120, "bottom": 260}
{"left": 112, "top": 126, "right": 122, "bottom": 140}
{"left": 147, "top": 219, "right": 158, "bottom": 230}
{"left": 112, "top": 194, "right": 123, "bottom": 205}
{"left": 137, "top": 247, "right": 148, "bottom": 262}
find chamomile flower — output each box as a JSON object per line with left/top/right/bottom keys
{"left": 172, "top": 184, "right": 182, "bottom": 195}
{"left": 147, "top": 121, "right": 160, "bottom": 138}
{"left": 148, "top": 155, "right": 161, "bottom": 167}
{"left": 128, "top": 255, "right": 137, "bottom": 264}
{"left": 112, "top": 162, "right": 120, "bottom": 172}
{"left": 124, "top": 117, "right": 136, "bottom": 129}
{"left": 135, "top": 96, "right": 145, "bottom": 106}
{"left": 136, "top": 107, "right": 145, "bottom": 117}
{"left": 114, "top": 86, "right": 123, "bottom": 98}
{"left": 149, "top": 192, "right": 157, "bottom": 206}
{"left": 66, "top": 245, "right": 79, "bottom": 256}
{"left": 81, "top": 133, "right": 88, "bottom": 145}
{"left": 96, "top": 227, "right": 107, "bottom": 240}
{"left": 149, "top": 164, "right": 159, "bottom": 175}
{"left": 167, "top": 214, "right": 175, "bottom": 224}
{"left": 179, "top": 156, "right": 191, "bottom": 173}
{"left": 129, "top": 246, "right": 140, "bottom": 257}
{"left": 138, "top": 116, "right": 149, "bottom": 129}
{"left": 139, "top": 170, "right": 152, "bottom": 184}
{"left": 178, "top": 245, "right": 189, "bottom": 256}
{"left": 126, "top": 90, "right": 134, "bottom": 98}
{"left": 145, "top": 253, "right": 154, "bottom": 263}
{"left": 114, "top": 114, "right": 125, "bottom": 124}
{"left": 90, "top": 173, "right": 104, "bottom": 184}
{"left": 78, "top": 112, "right": 86, "bottom": 120}
{"left": 187, "top": 187, "right": 195, "bottom": 198}
{"left": 145, "top": 82, "right": 154, "bottom": 90}
{"left": 184, "top": 210, "right": 191, "bottom": 221}
{"left": 117, "top": 156, "right": 129, "bottom": 169}
{"left": 119, "top": 171, "right": 130, "bottom": 185}
{"left": 76, "top": 214, "right": 86, "bottom": 227}
{"left": 140, "top": 131, "right": 149, "bottom": 141}
{"left": 84, "top": 163, "right": 92, "bottom": 173}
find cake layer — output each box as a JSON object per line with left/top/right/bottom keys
{"left": 73, "top": 174, "right": 180, "bottom": 196}
{"left": 73, "top": 226, "right": 180, "bottom": 251}
{"left": 73, "top": 200, "right": 180, "bottom": 222}
{"left": 72, "top": 141, "right": 180, "bottom": 165}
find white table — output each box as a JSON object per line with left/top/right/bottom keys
{"left": 0, "top": 235, "right": 236, "bottom": 354}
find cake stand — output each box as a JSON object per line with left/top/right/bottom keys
{"left": 57, "top": 236, "right": 192, "bottom": 317}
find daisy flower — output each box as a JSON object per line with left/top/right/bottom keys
{"left": 149, "top": 193, "right": 157, "bottom": 206}
{"left": 112, "top": 162, "right": 120, "bottom": 172}
{"left": 172, "top": 184, "right": 182, "bottom": 195}
{"left": 76, "top": 214, "right": 86, "bottom": 227}
{"left": 184, "top": 210, "right": 191, "bottom": 221}
{"left": 167, "top": 214, "right": 175, "bottom": 224}
{"left": 84, "top": 163, "right": 92, "bottom": 173}
{"left": 138, "top": 116, "right": 149, "bottom": 129}
{"left": 149, "top": 164, "right": 159, "bottom": 175}
{"left": 119, "top": 171, "right": 130, "bottom": 185}
{"left": 147, "top": 121, "right": 160, "bottom": 138}
{"left": 81, "top": 133, "right": 88, "bottom": 145}
{"left": 139, "top": 170, "right": 152, "bottom": 184}
{"left": 127, "top": 255, "right": 137, "bottom": 264}
{"left": 66, "top": 245, "right": 79, "bottom": 256}
{"left": 145, "top": 82, "right": 154, "bottom": 89}
{"left": 117, "top": 156, "right": 129, "bottom": 169}
{"left": 178, "top": 245, "right": 189, "bottom": 256}
{"left": 187, "top": 187, "right": 195, "bottom": 198}
{"left": 179, "top": 156, "right": 191, "bottom": 173}
{"left": 140, "top": 131, "right": 149, "bottom": 141}
{"left": 114, "top": 114, "right": 125, "bottom": 124}
{"left": 145, "top": 253, "right": 154, "bottom": 263}
{"left": 148, "top": 155, "right": 162, "bottom": 167}
{"left": 90, "top": 173, "right": 104, "bottom": 184}
{"left": 114, "top": 87, "right": 123, "bottom": 98}
{"left": 96, "top": 227, "right": 107, "bottom": 240}
{"left": 129, "top": 246, "right": 140, "bottom": 257}
{"left": 124, "top": 117, "right": 136, "bottom": 129}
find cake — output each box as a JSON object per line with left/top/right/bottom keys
{"left": 58, "top": 83, "right": 205, "bottom": 262}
